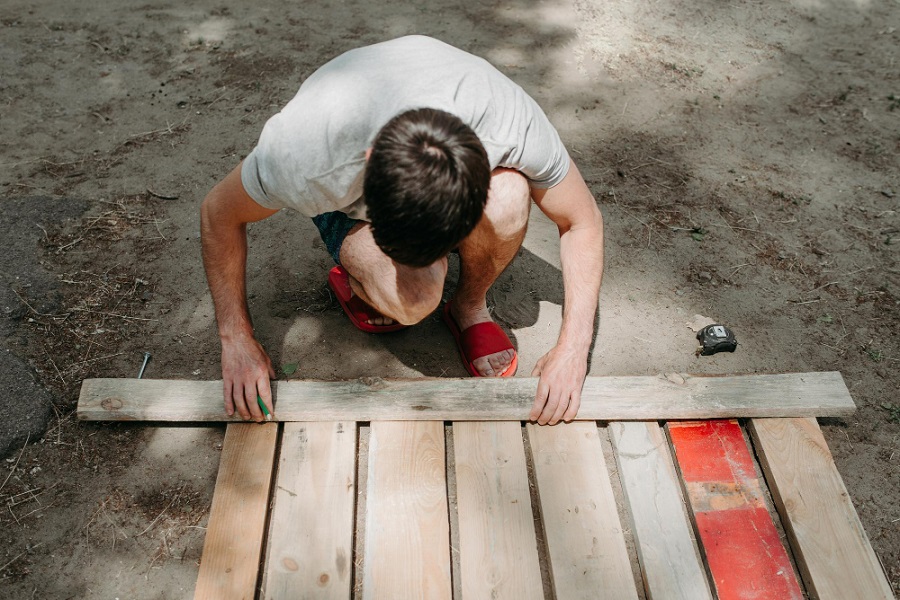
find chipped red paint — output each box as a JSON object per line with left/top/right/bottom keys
{"left": 669, "top": 420, "right": 804, "bottom": 600}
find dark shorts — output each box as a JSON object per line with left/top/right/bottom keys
{"left": 312, "top": 211, "right": 361, "bottom": 265}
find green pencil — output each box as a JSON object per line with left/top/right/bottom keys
{"left": 257, "top": 395, "right": 272, "bottom": 421}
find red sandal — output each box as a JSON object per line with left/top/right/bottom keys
{"left": 442, "top": 302, "right": 517, "bottom": 377}
{"left": 328, "top": 266, "right": 407, "bottom": 333}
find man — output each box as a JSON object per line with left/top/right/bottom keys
{"left": 201, "top": 36, "right": 604, "bottom": 425}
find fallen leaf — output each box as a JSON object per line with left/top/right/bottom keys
{"left": 686, "top": 314, "right": 716, "bottom": 332}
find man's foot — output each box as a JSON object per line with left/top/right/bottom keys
{"left": 328, "top": 266, "right": 407, "bottom": 333}
{"left": 443, "top": 301, "right": 517, "bottom": 377}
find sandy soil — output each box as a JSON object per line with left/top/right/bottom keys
{"left": 1, "top": 0, "right": 897, "bottom": 597}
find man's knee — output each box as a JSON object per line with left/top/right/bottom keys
{"left": 392, "top": 257, "right": 447, "bottom": 325}
{"left": 484, "top": 168, "right": 530, "bottom": 240}
{"left": 341, "top": 222, "right": 446, "bottom": 325}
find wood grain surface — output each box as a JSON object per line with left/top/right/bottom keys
{"left": 528, "top": 422, "right": 639, "bottom": 600}
{"left": 79, "top": 372, "right": 856, "bottom": 421}
{"left": 262, "top": 422, "right": 357, "bottom": 600}
{"left": 453, "top": 422, "right": 543, "bottom": 599}
{"left": 749, "top": 418, "right": 894, "bottom": 600}
{"left": 194, "top": 423, "right": 278, "bottom": 600}
{"left": 362, "top": 421, "right": 451, "bottom": 600}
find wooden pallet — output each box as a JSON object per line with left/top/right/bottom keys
{"left": 77, "top": 373, "right": 893, "bottom": 599}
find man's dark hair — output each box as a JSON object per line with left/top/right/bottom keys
{"left": 364, "top": 108, "right": 490, "bottom": 268}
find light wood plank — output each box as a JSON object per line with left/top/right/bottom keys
{"left": 749, "top": 417, "right": 894, "bottom": 600}
{"left": 528, "top": 422, "right": 639, "bottom": 600}
{"left": 453, "top": 422, "right": 543, "bottom": 599}
{"left": 362, "top": 421, "right": 451, "bottom": 599}
{"left": 262, "top": 422, "right": 356, "bottom": 600}
{"left": 78, "top": 372, "right": 856, "bottom": 421}
{"left": 668, "top": 420, "right": 803, "bottom": 600}
{"left": 194, "top": 423, "right": 278, "bottom": 600}
{"left": 609, "top": 422, "right": 713, "bottom": 600}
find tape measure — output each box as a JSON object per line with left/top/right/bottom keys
{"left": 696, "top": 324, "right": 737, "bottom": 356}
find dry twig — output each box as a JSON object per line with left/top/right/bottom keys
{"left": 0, "top": 434, "right": 30, "bottom": 495}
{"left": 146, "top": 189, "right": 179, "bottom": 200}
{"left": 0, "top": 543, "right": 41, "bottom": 573}
{"left": 138, "top": 491, "right": 182, "bottom": 537}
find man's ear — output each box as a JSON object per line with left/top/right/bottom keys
{"left": 365, "top": 147, "right": 372, "bottom": 161}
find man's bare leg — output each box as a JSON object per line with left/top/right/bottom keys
{"left": 450, "top": 168, "right": 530, "bottom": 376}
{"left": 338, "top": 168, "right": 529, "bottom": 375}
{"left": 339, "top": 223, "right": 447, "bottom": 327}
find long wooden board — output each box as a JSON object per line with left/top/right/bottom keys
{"left": 78, "top": 372, "right": 855, "bottom": 421}
{"left": 262, "top": 422, "right": 357, "bottom": 600}
{"left": 749, "top": 418, "right": 894, "bottom": 600}
{"left": 609, "top": 422, "right": 713, "bottom": 600}
{"left": 453, "top": 422, "right": 543, "bottom": 599}
{"left": 362, "top": 421, "right": 451, "bottom": 599}
{"left": 528, "top": 422, "right": 639, "bottom": 599}
{"left": 668, "top": 420, "right": 803, "bottom": 600}
{"left": 194, "top": 423, "right": 278, "bottom": 600}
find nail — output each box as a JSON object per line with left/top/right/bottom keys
{"left": 137, "top": 352, "right": 151, "bottom": 379}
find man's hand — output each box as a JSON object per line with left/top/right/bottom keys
{"left": 529, "top": 162, "right": 604, "bottom": 425}
{"left": 201, "top": 162, "right": 280, "bottom": 418}
{"left": 221, "top": 335, "right": 276, "bottom": 421}
{"left": 530, "top": 345, "right": 588, "bottom": 425}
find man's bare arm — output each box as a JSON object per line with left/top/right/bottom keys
{"left": 200, "top": 162, "right": 279, "bottom": 420}
{"left": 529, "top": 162, "right": 604, "bottom": 424}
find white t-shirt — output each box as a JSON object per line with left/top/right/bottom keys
{"left": 241, "top": 35, "right": 570, "bottom": 219}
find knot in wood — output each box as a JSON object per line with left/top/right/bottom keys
{"left": 664, "top": 372, "right": 687, "bottom": 385}
{"left": 101, "top": 397, "right": 124, "bottom": 411}
{"left": 358, "top": 376, "right": 386, "bottom": 389}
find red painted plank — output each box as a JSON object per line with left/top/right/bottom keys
{"left": 668, "top": 420, "right": 804, "bottom": 600}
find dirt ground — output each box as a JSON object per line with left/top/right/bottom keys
{"left": 1, "top": 0, "right": 898, "bottom": 597}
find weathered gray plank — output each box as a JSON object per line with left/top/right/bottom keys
{"left": 78, "top": 372, "right": 856, "bottom": 421}
{"left": 609, "top": 422, "right": 713, "bottom": 600}
{"left": 529, "top": 422, "right": 640, "bottom": 599}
